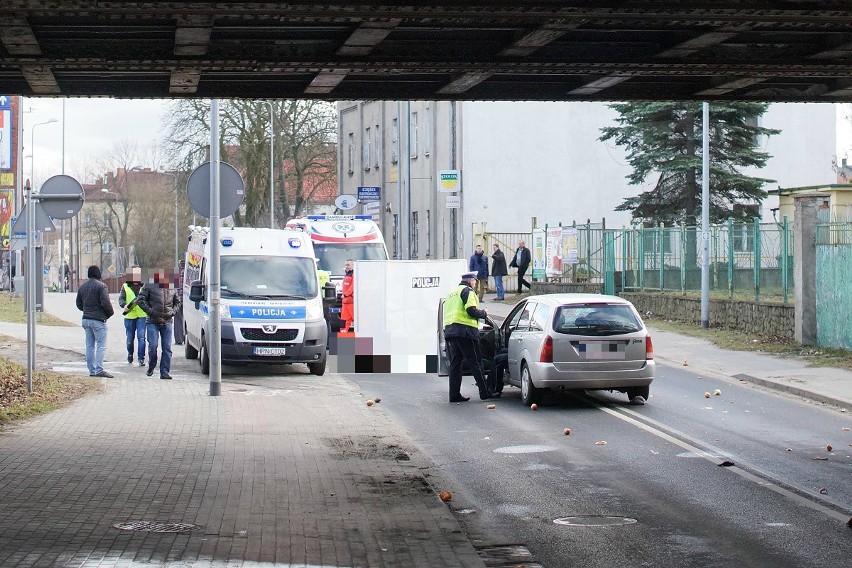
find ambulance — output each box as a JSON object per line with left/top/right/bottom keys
{"left": 285, "top": 215, "right": 389, "bottom": 330}
{"left": 183, "top": 226, "right": 328, "bottom": 375}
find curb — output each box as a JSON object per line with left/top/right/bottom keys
{"left": 732, "top": 373, "right": 851, "bottom": 411}
{"left": 657, "top": 355, "right": 851, "bottom": 411}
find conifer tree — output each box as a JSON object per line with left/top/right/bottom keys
{"left": 599, "top": 102, "right": 779, "bottom": 226}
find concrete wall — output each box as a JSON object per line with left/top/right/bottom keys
{"left": 620, "top": 292, "right": 795, "bottom": 338}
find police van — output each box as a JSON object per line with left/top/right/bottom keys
{"left": 284, "top": 215, "right": 389, "bottom": 330}
{"left": 183, "top": 226, "right": 328, "bottom": 375}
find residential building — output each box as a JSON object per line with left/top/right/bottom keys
{"left": 338, "top": 101, "right": 839, "bottom": 260}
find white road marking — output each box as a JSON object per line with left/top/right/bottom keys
{"left": 572, "top": 393, "right": 852, "bottom": 524}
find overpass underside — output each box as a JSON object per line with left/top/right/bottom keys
{"left": 0, "top": 2, "right": 851, "bottom": 101}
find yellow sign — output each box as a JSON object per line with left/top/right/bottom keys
{"left": 0, "top": 173, "right": 14, "bottom": 187}
{"left": 108, "top": 265, "right": 116, "bottom": 273}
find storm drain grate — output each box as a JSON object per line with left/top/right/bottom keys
{"left": 554, "top": 515, "right": 638, "bottom": 527}
{"left": 112, "top": 521, "right": 199, "bottom": 533}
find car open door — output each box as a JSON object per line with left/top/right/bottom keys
{"left": 437, "top": 298, "right": 449, "bottom": 376}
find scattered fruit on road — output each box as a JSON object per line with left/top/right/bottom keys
{"left": 714, "top": 389, "right": 722, "bottom": 396}
{"left": 595, "top": 440, "right": 608, "bottom": 446}
{"left": 530, "top": 403, "right": 538, "bottom": 410}
{"left": 366, "top": 399, "right": 374, "bottom": 406}
{"left": 486, "top": 404, "right": 496, "bottom": 409}
{"left": 704, "top": 392, "right": 711, "bottom": 398}
{"left": 826, "top": 444, "right": 833, "bottom": 452}
{"left": 563, "top": 428, "right": 572, "bottom": 436}
{"left": 439, "top": 491, "right": 452, "bottom": 502}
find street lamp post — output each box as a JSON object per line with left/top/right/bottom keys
{"left": 100, "top": 188, "right": 119, "bottom": 291}
{"left": 29, "top": 119, "right": 58, "bottom": 298}
{"left": 259, "top": 101, "right": 275, "bottom": 228}
{"left": 159, "top": 172, "right": 180, "bottom": 273}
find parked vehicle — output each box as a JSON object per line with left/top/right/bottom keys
{"left": 285, "top": 215, "right": 388, "bottom": 330}
{"left": 438, "top": 293, "right": 654, "bottom": 404}
{"left": 183, "top": 226, "right": 328, "bottom": 375}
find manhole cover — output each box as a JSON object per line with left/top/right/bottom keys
{"left": 554, "top": 515, "right": 638, "bottom": 527}
{"left": 112, "top": 521, "right": 199, "bottom": 533}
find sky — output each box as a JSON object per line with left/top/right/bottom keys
{"left": 21, "top": 98, "right": 173, "bottom": 187}
{"left": 18, "top": 98, "right": 852, "bottom": 188}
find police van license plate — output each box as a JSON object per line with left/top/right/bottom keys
{"left": 254, "top": 347, "right": 287, "bottom": 356}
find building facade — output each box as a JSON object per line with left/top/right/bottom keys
{"left": 338, "top": 101, "right": 839, "bottom": 260}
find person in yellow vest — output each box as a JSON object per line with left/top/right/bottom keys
{"left": 119, "top": 265, "right": 147, "bottom": 367}
{"left": 443, "top": 271, "right": 496, "bottom": 402}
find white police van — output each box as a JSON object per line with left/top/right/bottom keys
{"left": 183, "top": 226, "right": 328, "bottom": 375}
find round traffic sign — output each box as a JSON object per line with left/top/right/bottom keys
{"left": 38, "top": 175, "right": 84, "bottom": 219}
{"left": 335, "top": 194, "right": 357, "bottom": 210}
{"left": 186, "top": 162, "right": 245, "bottom": 219}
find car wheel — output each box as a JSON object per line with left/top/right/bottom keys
{"left": 626, "top": 386, "right": 650, "bottom": 401}
{"left": 199, "top": 336, "right": 210, "bottom": 375}
{"left": 520, "top": 363, "right": 539, "bottom": 406}
{"left": 185, "top": 337, "right": 199, "bottom": 360}
{"left": 308, "top": 354, "right": 327, "bottom": 376}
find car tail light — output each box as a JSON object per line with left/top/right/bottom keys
{"left": 645, "top": 336, "right": 654, "bottom": 360}
{"left": 540, "top": 335, "right": 553, "bottom": 363}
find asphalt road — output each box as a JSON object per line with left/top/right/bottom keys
{"left": 348, "top": 362, "right": 852, "bottom": 568}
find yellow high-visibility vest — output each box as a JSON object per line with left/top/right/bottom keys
{"left": 443, "top": 285, "right": 478, "bottom": 328}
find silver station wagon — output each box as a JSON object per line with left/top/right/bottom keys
{"left": 438, "top": 293, "right": 655, "bottom": 406}
{"left": 501, "top": 294, "right": 655, "bottom": 405}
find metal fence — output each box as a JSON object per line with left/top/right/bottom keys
{"left": 508, "top": 219, "right": 797, "bottom": 304}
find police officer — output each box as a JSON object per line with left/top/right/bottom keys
{"left": 443, "top": 271, "right": 497, "bottom": 403}
{"left": 119, "top": 265, "right": 147, "bottom": 366}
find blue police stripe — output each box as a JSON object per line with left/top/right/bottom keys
{"left": 228, "top": 305, "right": 306, "bottom": 319}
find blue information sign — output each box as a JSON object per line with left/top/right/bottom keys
{"left": 357, "top": 186, "right": 381, "bottom": 202}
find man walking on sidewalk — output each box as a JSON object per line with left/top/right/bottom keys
{"left": 137, "top": 268, "right": 182, "bottom": 380}
{"left": 75, "top": 265, "right": 115, "bottom": 378}
{"left": 509, "top": 240, "right": 532, "bottom": 294}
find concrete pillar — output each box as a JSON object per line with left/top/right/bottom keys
{"left": 793, "top": 195, "right": 820, "bottom": 344}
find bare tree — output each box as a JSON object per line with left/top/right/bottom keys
{"left": 162, "top": 99, "right": 338, "bottom": 226}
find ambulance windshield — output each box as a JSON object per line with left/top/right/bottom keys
{"left": 220, "top": 256, "right": 318, "bottom": 298}
{"left": 314, "top": 243, "right": 387, "bottom": 276}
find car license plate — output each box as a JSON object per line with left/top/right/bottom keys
{"left": 329, "top": 307, "right": 341, "bottom": 313}
{"left": 254, "top": 347, "right": 287, "bottom": 356}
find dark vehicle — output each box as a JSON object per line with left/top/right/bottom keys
{"left": 438, "top": 294, "right": 655, "bottom": 405}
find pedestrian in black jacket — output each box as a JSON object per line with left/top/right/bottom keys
{"left": 491, "top": 244, "right": 508, "bottom": 300}
{"left": 508, "top": 240, "right": 532, "bottom": 294}
{"left": 137, "top": 268, "right": 182, "bottom": 380}
{"left": 75, "top": 265, "right": 114, "bottom": 377}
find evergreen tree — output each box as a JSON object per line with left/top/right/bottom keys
{"left": 599, "top": 102, "right": 779, "bottom": 226}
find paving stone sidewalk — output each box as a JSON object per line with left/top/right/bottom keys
{"left": 0, "top": 294, "right": 487, "bottom": 568}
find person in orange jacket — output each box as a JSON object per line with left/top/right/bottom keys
{"left": 340, "top": 259, "right": 355, "bottom": 331}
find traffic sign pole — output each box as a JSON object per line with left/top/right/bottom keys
{"left": 208, "top": 99, "right": 222, "bottom": 397}
{"left": 26, "top": 180, "right": 35, "bottom": 392}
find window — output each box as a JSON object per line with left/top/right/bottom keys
{"left": 84, "top": 240, "right": 92, "bottom": 254}
{"left": 409, "top": 111, "right": 418, "bottom": 159}
{"left": 102, "top": 211, "right": 110, "bottom": 226}
{"left": 411, "top": 211, "right": 419, "bottom": 258}
{"left": 84, "top": 213, "right": 92, "bottom": 227}
{"left": 425, "top": 210, "right": 431, "bottom": 257}
{"left": 424, "top": 104, "right": 432, "bottom": 156}
{"left": 392, "top": 214, "right": 399, "bottom": 259}
{"left": 102, "top": 241, "right": 114, "bottom": 253}
{"left": 363, "top": 127, "right": 371, "bottom": 171}
{"left": 374, "top": 124, "right": 381, "bottom": 168}
{"left": 347, "top": 132, "right": 354, "bottom": 175}
{"left": 391, "top": 118, "right": 399, "bottom": 164}
{"left": 531, "top": 303, "right": 550, "bottom": 332}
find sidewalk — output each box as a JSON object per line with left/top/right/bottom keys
{"left": 0, "top": 292, "right": 487, "bottom": 568}
{"left": 480, "top": 293, "right": 852, "bottom": 410}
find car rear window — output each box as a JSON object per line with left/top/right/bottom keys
{"left": 553, "top": 304, "right": 642, "bottom": 336}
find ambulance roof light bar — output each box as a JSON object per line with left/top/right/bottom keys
{"left": 307, "top": 214, "right": 372, "bottom": 220}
